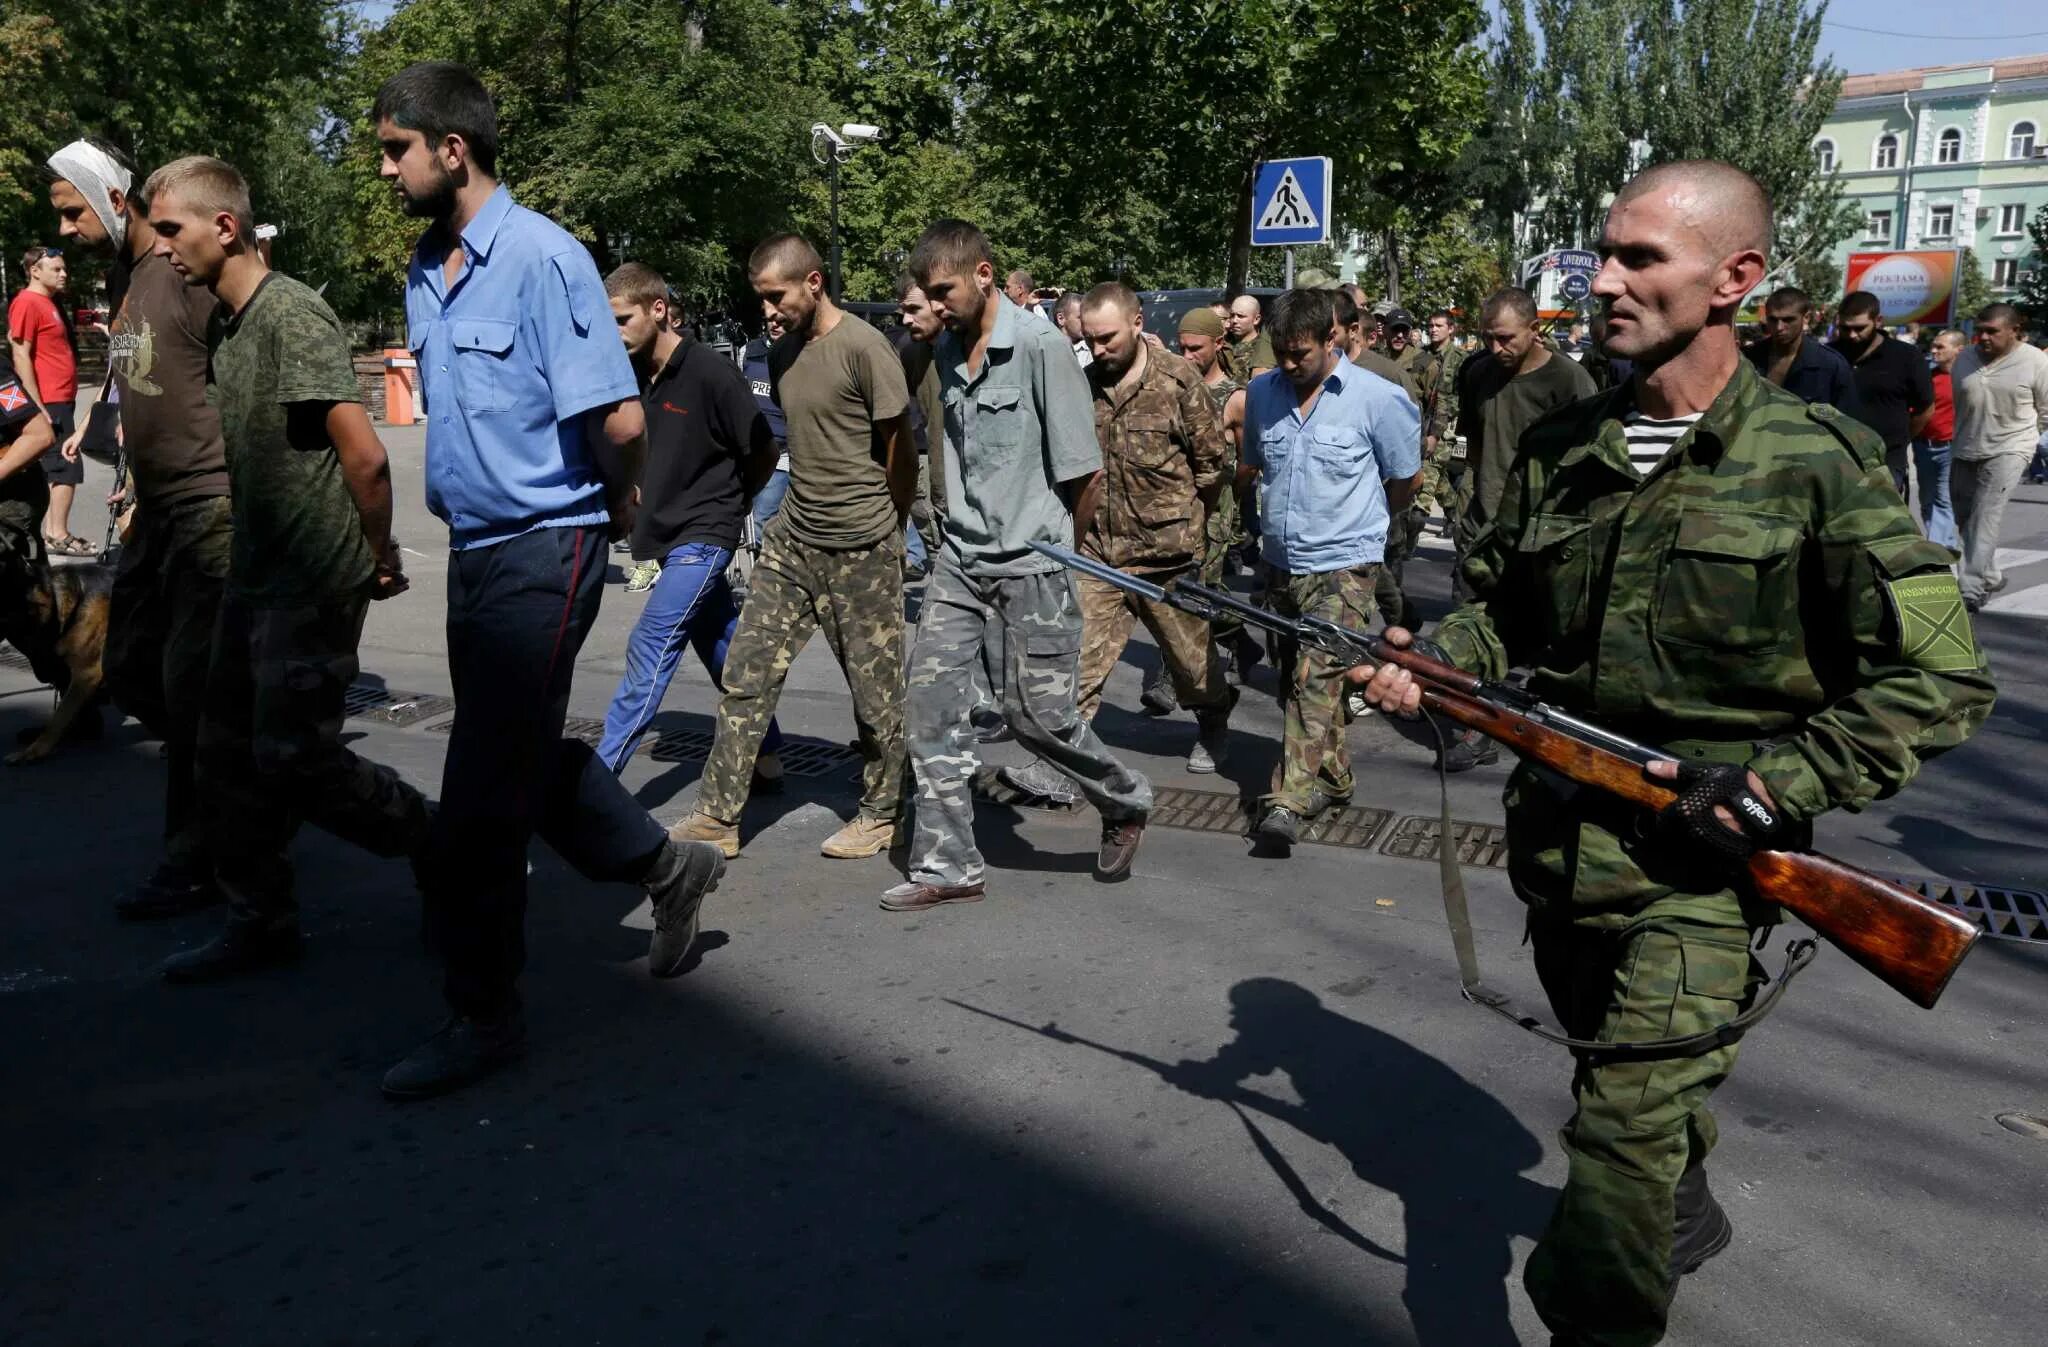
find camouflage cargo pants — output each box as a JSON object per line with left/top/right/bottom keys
{"left": 1199, "top": 485, "right": 1245, "bottom": 642}
{"left": 906, "top": 549, "right": 1152, "bottom": 887}
{"left": 699, "top": 520, "right": 906, "bottom": 823}
{"left": 106, "top": 495, "right": 233, "bottom": 874}
{"left": 1075, "top": 565, "right": 1230, "bottom": 721}
{"left": 1373, "top": 509, "right": 1419, "bottom": 632}
{"left": 197, "top": 588, "right": 432, "bottom": 926}
{"left": 1268, "top": 563, "right": 1377, "bottom": 816}
{"left": 1524, "top": 898, "right": 1763, "bottom": 1347}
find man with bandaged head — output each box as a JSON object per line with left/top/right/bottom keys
{"left": 48, "top": 137, "right": 235, "bottom": 922}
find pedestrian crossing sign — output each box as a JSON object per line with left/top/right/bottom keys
{"left": 1251, "top": 157, "right": 1331, "bottom": 247}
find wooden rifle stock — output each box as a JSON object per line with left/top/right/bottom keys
{"left": 1410, "top": 680, "right": 1980, "bottom": 1011}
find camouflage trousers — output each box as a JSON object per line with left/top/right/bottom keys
{"left": 1373, "top": 509, "right": 1421, "bottom": 632}
{"left": 106, "top": 495, "right": 233, "bottom": 874}
{"left": 1267, "top": 563, "right": 1378, "bottom": 816}
{"left": 699, "top": 520, "right": 906, "bottom": 823}
{"left": 197, "top": 588, "right": 432, "bottom": 926}
{"left": 1523, "top": 897, "right": 1763, "bottom": 1347}
{"left": 1076, "top": 563, "right": 1230, "bottom": 721}
{"left": 1199, "top": 486, "right": 1246, "bottom": 641}
{"left": 906, "top": 549, "right": 1152, "bottom": 887}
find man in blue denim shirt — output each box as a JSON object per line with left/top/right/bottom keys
{"left": 374, "top": 63, "right": 726, "bottom": 1100}
{"left": 1240, "top": 288, "right": 1421, "bottom": 851}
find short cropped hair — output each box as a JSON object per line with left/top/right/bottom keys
{"left": 1977, "top": 302, "right": 2024, "bottom": 330}
{"left": 748, "top": 232, "right": 825, "bottom": 282}
{"left": 894, "top": 271, "right": 923, "bottom": 302}
{"left": 1479, "top": 288, "right": 1538, "bottom": 327}
{"left": 141, "top": 155, "right": 255, "bottom": 238}
{"left": 1331, "top": 288, "right": 1362, "bottom": 330}
{"left": 1428, "top": 308, "right": 1455, "bottom": 325}
{"left": 1054, "top": 291, "right": 1085, "bottom": 320}
{"left": 21, "top": 245, "right": 54, "bottom": 274}
{"left": 1081, "top": 281, "right": 1139, "bottom": 319}
{"left": 1007, "top": 269, "right": 1035, "bottom": 293}
{"left": 1267, "top": 289, "right": 1335, "bottom": 347}
{"left": 373, "top": 61, "right": 500, "bottom": 176}
{"left": 909, "top": 219, "right": 994, "bottom": 286}
{"left": 605, "top": 262, "right": 669, "bottom": 310}
{"left": 1837, "top": 290, "right": 1883, "bottom": 322}
{"left": 1766, "top": 286, "right": 1812, "bottom": 315}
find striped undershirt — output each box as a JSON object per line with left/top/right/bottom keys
{"left": 1621, "top": 410, "right": 1704, "bottom": 473}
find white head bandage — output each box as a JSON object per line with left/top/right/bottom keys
{"left": 47, "top": 140, "right": 134, "bottom": 250}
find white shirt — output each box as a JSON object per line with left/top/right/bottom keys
{"left": 1952, "top": 341, "right": 2048, "bottom": 462}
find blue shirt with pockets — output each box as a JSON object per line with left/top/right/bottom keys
{"left": 405, "top": 185, "right": 640, "bottom": 550}
{"left": 1243, "top": 353, "right": 1421, "bottom": 574}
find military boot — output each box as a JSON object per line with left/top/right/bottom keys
{"left": 1668, "top": 1163, "right": 1734, "bottom": 1286}
{"left": 644, "top": 838, "right": 726, "bottom": 978}
{"left": 381, "top": 1014, "right": 528, "bottom": 1100}
{"left": 115, "top": 862, "right": 224, "bottom": 921}
{"left": 160, "top": 919, "right": 303, "bottom": 984}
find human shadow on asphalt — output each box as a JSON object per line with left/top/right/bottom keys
{"left": 952, "top": 979, "right": 1554, "bottom": 1347}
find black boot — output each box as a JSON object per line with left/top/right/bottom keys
{"left": 1668, "top": 1163, "right": 1733, "bottom": 1286}
{"left": 160, "top": 920, "right": 303, "bottom": 984}
{"left": 381, "top": 1014, "right": 528, "bottom": 1100}
{"left": 114, "top": 862, "right": 224, "bottom": 921}
{"left": 644, "top": 839, "right": 726, "bottom": 978}
{"left": 1438, "top": 729, "right": 1501, "bottom": 774}
{"left": 1140, "top": 668, "right": 1178, "bottom": 716}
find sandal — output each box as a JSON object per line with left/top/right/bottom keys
{"left": 43, "top": 534, "right": 96, "bottom": 557}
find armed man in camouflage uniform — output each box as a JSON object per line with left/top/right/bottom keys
{"left": 1071, "top": 283, "right": 1235, "bottom": 773}
{"left": 1356, "top": 161, "right": 1996, "bottom": 1347}
{"left": 887, "top": 220, "right": 1152, "bottom": 913}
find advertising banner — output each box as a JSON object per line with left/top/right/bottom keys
{"left": 1843, "top": 250, "right": 1962, "bottom": 325}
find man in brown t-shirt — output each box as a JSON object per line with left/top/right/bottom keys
{"left": 48, "top": 138, "right": 234, "bottom": 920}
{"left": 673, "top": 233, "right": 916, "bottom": 860}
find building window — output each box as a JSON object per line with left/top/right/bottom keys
{"left": 1814, "top": 139, "right": 1837, "bottom": 173}
{"left": 1994, "top": 258, "right": 2020, "bottom": 288}
{"left": 1866, "top": 209, "right": 1893, "bottom": 240}
{"left": 1875, "top": 134, "right": 1900, "bottom": 170}
{"left": 1926, "top": 204, "right": 1955, "bottom": 237}
{"left": 2011, "top": 121, "right": 2038, "bottom": 159}
{"left": 1936, "top": 128, "right": 1963, "bottom": 164}
{"left": 2000, "top": 203, "right": 2027, "bottom": 235}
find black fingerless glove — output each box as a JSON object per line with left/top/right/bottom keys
{"left": 1660, "top": 761, "right": 1788, "bottom": 863}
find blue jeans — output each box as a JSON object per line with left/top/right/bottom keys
{"left": 751, "top": 468, "right": 790, "bottom": 531}
{"left": 598, "top": 543, "right": 783, "bottom": 772}
{"left": 1913, "top": 439, "right": 1958, "bottom": 552}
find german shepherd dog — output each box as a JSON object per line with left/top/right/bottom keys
{"left": 1, "top": 541, "right": 114, "bottom": 766}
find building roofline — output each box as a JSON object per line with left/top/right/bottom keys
{"left": 1839, "top": 53, "right": 2048, "bottom": 99}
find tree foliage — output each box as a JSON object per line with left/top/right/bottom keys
{"left": 2018, "top": 204, "right": 2048, "bottom": 331}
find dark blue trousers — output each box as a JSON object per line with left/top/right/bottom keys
{"left": 426, "top": 525, "right": 667, "bottom": 1018}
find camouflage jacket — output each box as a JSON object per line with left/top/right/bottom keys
{"left": 1414, "top": 343, "right": 1464, "bottom": 444}
{"left": 1223, "top": 330, "right": 1275, "bottom": 383}
{"left": 1083, "top": 346, "right": 1227, "bottom": 570}
{"left": 1436, "top": 357, "right": 1995, "bottom": 922}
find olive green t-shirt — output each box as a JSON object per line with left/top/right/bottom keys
{"left": 775, "top": 312, "right": 909, "bottom": 549}
{"left": 1455, "top": 350, "right": 1598, "bottom": 529}
{"left": 210, "top": 274, "right": 375, "bottom": 607}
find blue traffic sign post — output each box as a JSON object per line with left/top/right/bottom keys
{"left": 1250, "top": 156, "right": 1332, "bottom": 288}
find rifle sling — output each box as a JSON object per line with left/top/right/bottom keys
{"left": 1422, "top": 709, "right": 1818, "bottom": 1063}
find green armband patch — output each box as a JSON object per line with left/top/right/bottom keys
{"left": 1883, "top": 572, "right": 1981, "bottom": 673}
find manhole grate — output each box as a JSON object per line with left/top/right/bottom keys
{"left": 428, "top": 713, "right": 607, "bottom": 743}
{"left": 1891, "top": 875, "right": 2048, "bottom": 944}
{"left": 343, "top": 681, "right": 455, "bottom": 727}
{"left": 776, "top": 738, "right": 865, "bottom": 778}
{"left": 1380, "top": 815, "right": 1512, "bottom": 868}
{"left": 1146, "top": 787, "right": 1394, "bottom": 851}
{"left": 645, "top": 727, "right": 716, "bottom": 762}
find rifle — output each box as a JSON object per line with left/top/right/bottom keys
{"left": 1031, "top": 541, "right": 1979, "bottom": 1017}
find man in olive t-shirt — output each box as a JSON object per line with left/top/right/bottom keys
{"left": 138, "top": 157, "right": 432, "bottom": 982}
{"left": 673, "top": 233, "right": 916, "bottom": 861}
{"left": 48, "top": 137, "right": 236, "bottom": 920}
{"left": 1455, "top": 288, "right": 1598, "bottom": 545}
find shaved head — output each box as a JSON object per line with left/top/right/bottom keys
{"left": 1081, "top": 281, "right": 1140, "bottom": 320}
{"left": 1612, "top": 159, "right": 1773, "bottom": 258}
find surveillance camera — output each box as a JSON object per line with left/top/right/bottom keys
{"left": 841, "top": 124, "right": 883, "bottom": 143}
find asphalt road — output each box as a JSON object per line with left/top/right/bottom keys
{"left": 3, "top": 430, "right": 2044, "bottom": 1346}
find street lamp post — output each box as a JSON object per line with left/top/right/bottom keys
{"left": 810, "top": 122, "right": 884, "bottom": 301}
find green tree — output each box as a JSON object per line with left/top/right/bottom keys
{"left": 1955, "top": 247, "right": 1990, "bottom": 322}
{"left": 958, "top": 0, "right": 1487, "bottom": 293}
{"left": 2017, "top": 204, "right": 2048, "bottom": 330}
{"left": 0, "top": 9, "right": 68, "bottom": 263}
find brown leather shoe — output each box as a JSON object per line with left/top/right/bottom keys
{"left": 879, "top": 880, "right": 986, "bottom": 912}
{"left": 1096, "top": 816, "right": 1146, "bottom": 880}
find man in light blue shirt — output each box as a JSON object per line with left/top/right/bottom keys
{"left": 373, "top": 62, "right": 726, "bottom": 1101}
{"left": 1239, "top": 287, "right": 1421, "bottom": 851}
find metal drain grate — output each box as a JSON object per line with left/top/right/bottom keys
{"left": 428, "top": 713, "right": 607, "bottom": 743}
{"left": 1146, "top": 787, "right": 1393, "bottom": 851}
{"left": 343, "top": 682, "right": 455, "bottom": 727}
{"left": 645, "top": 727, "right": 715, "bottom": 762}
{"left": 1380, "top": 815, "right": 1512, "bottom": 868}
{"left": 774, "top": 738, "right": 864, "bottom": 777}
{"left": 0, "top": 648, "right": 33, "bottom": 673}
{"left": 1892, "top": 875, "right": 2048, "bottom": 944}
